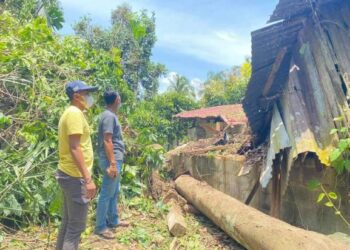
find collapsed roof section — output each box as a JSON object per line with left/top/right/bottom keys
{"left": 175, "top": 104, "right": 248, "bottom": 127}
{"left": 243, "top": 0, "right": 348, "bottom": 144}
{"left": 268, "top": 0, "right": 339, "bottom": 23}
{"left": 243, "top": 0, "right": 350, "bottom": 186}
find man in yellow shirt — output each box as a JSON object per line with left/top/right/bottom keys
{"left": 56, "top": 80, "right": 97, "bottom": 250}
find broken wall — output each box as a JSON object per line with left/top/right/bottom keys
{"left": 170, "top": 153, "right": 264, "bottom": 209}
{"left": 280, "top": 155, "right": 350, "bottom": 234}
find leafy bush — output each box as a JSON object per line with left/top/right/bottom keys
{"left": 0, "top": 10, "right": 197, "bottom": 228}
{"left": 200, "top": 58, "right": 251, "bottom": 106}
{"left": 0, "top": 12, "right": 128, "bottom": 226}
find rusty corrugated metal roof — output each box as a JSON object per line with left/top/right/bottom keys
{"left": 243, "top": 0, "right": 344, "bottom": 144}
{"left": 268, "top": 0, "right": 342, "bottom": 23}
{"left": 243, "top": 19, "right": 303, "bottom": 143}
{"left": 175, "top": 104, "right": 247, "bottom": 126}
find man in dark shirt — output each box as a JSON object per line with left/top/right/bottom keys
{"left": 95, "top": 90, "right": 128, "bottom": 239}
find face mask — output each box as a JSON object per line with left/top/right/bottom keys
{"left": 117, "top": 102, "right": 122, "bottom": 110}
{"left": 84, "top": 94, "right": 94, "bottom": 108}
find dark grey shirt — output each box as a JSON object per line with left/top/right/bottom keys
{"left": 98, "top": 109, "right": 125, "bottom": 161}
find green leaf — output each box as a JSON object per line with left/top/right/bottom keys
{"left": 335, "top": 162, "right": 345, "bottom": 175}
{"left": 344, "top": 160, "right": 350, "bottom": 172}
{"left": 307, "top": 179, "right": 320, "bottom": 190}
{"left": 317, "top": 193, "right": 325, "bottom": 203}
{"left": 340, "top": 127, "right": 348, "bottom": 134}
{"left": 330, "top": 129, "right": 338, "bottom": 135}
{"left": 333, "top": 116, "right": 344, "bottom": 122}
{"left": 330, "top": 149, "right": 342, "bottom": 162}
{"left": 328, "top": 192, "right": 338, "bottom": 200}
{"left": 324, "top": 201, "right": 334, "bottom": 207}
{"left": 338, "top": 139, "right": 349, "bottom": 151}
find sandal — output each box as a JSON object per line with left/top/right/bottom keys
{"left": 118, "top": 221, "right": 130, "bottom": 227}
{"left": 96, "top": 229, "right": 115, "bottom": 240}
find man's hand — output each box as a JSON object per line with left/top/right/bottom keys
{"left": 106, "top": 165, "right": 118, "bottom": 178}
{"left": 85, "top": 180, "right": 96, "bottom": 199}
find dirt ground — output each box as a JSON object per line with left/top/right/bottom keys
{"left": 1, "top": 196, "right": 244, "bottom": 250}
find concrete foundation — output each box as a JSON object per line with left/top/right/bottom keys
{"left": 169, "top": 152, "right": 350, "bottom": 235}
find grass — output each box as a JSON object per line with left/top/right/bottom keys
{"left": 1, "top": 195, "right": 244, "bottom": 250}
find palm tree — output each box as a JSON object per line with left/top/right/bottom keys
{"left": 168, "top": 73, "right": 195, "bottom": 98}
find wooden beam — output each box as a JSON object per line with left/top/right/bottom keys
{"left": 262, "top": 47, "right": 288, "bottom": 97}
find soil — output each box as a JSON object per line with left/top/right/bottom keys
{"left": 1, "top": 200, "right": 244, "bottom": 250}
{"left": 165, "top": 131, "right": 253, "bottom": 158}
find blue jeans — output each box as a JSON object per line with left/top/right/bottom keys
{"left": 95, "top": 158, "right": 122, "bottom": 234}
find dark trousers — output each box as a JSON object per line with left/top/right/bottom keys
{"left": 56, "top": 170, "right": 89, "bottom": 250}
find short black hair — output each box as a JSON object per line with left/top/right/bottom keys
{"left": 104, "top": 90, "right": 119, "bottom": 105}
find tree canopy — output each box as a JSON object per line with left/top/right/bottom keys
{"left": 73, "top": 4, "right": 166, "bottom": 99}
{"left": 200, "top": 58, "right": 251, "bottom": 107}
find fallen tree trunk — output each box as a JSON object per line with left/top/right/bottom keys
{"left": 175, "top": 175, "right": 349, "bottom": 250}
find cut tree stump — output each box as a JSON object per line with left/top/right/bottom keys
{"left": 167, "top": 201, "right": 187, "bottom": 237}
{"left": 175, "top": 175, "right": 349, "bottom": 250}
{"left": 149, "top": 171, "right": 187, "bottom": 237}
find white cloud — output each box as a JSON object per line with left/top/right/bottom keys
{"left": 190, "top": 78, "right": 203, "bottom": 90}
{"left": 153, "top": 7, "right": 251, "bottom": 66}
{"left": 158, "top": 71, "right": 177, "bottom": 93}
{"left": 158, "top": 73, "right": 204, "bottom": 98}
{"left": 60, "top": 0, "right": 251, "bottom": 67}
{"left": 191, "top": 78, "right": 204, "bottom": 99}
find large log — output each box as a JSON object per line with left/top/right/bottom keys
{"left": 175, "top": 175, "right": 349, "bottom": 250}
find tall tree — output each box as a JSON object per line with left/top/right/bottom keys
{"left": 1, "top": 0, "right": 64, "bottom": 30}
{"left": 200, "top": 58, "right": 252, "bottom": 107}
{"left": 167, "top": 73, "right": 195, "bottom": 98}
{"left": 73, "top": 4, "right": 166, "bottom": 98}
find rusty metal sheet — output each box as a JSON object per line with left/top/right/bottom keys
{"left": 260, "top": 105, "right": 291, "bottom": 187}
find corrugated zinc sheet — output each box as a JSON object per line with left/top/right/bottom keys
{"left": 175, "top": 104, "right": 248, "bottom": 126}
{"left": 260, "top": 104, "right": 291, "bottom": 187}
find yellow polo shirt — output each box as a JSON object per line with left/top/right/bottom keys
{"left": 58, "top": 105, "right": 93, "bottom": 177}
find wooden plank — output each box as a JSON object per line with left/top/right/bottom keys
{"left": 262, "top": 47, "right": 288, "bottom": 97}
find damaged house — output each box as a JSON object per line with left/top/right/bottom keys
{"left": 243, "top": 0, "right": 350, "bottom": 234}
{"left": 175, "top": 104, "right": 247, "bottom": 140}
{"left": 169, "top": 0, "right": 350, "bottom": 236}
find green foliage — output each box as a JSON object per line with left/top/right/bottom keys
{"left": 0, "top": 113, "right": 12, "bottom": 129}
{"left": 308, "top": 182, "right": 350, "bottom": 228}
{"left": 307, "top": 179, "right": 320, "bottom": 190}
{"left": 200, "top": 58, "right": 251, "bottom": 107}
{"left": 307, "top": 120, "right": 350, "bottom": 229}
{"left": 329, "top": 118, "right": 350, "bottom": 175}
{"left": 0, "top": 12, "right": 128, "bottom": 226}
{"left": 128, "top": 91, "right": 198, "bottom": 148}
{"left": 1, "top": 0, "right": 64, "bottom": 30}
{"left": 73, "top": 4, "right": 166, "bottom": 97}
{"left": 0, "top": 8, "right": 194, "bottom": 229}
{"left": 167, "top": 73, "right": 195, "bottom": 98}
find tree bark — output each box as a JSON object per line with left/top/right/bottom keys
{"left": 175, "top": 175, "right": 349, "bottom": 250}
{"left": 167, "top": 201, "right": 187, "bottom": 237}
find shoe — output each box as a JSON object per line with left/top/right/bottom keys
{"left": 108, "top": 226, "right": 117, "bottom": 233}
{"left": 118, "top": 220, "right": 130, "bottom": 227}
{"left": 96, "top": 229, "right": 115, "bottom": 240}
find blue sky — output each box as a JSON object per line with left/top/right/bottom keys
{"left": 59, "top": 0, "right": 278, "bottom": 92}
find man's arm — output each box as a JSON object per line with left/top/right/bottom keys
{"left": 104, "top": 133, "right": 118, "bottom": 178}
{"left": 69, "top": 134, "right": 96, "bottom": 199}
